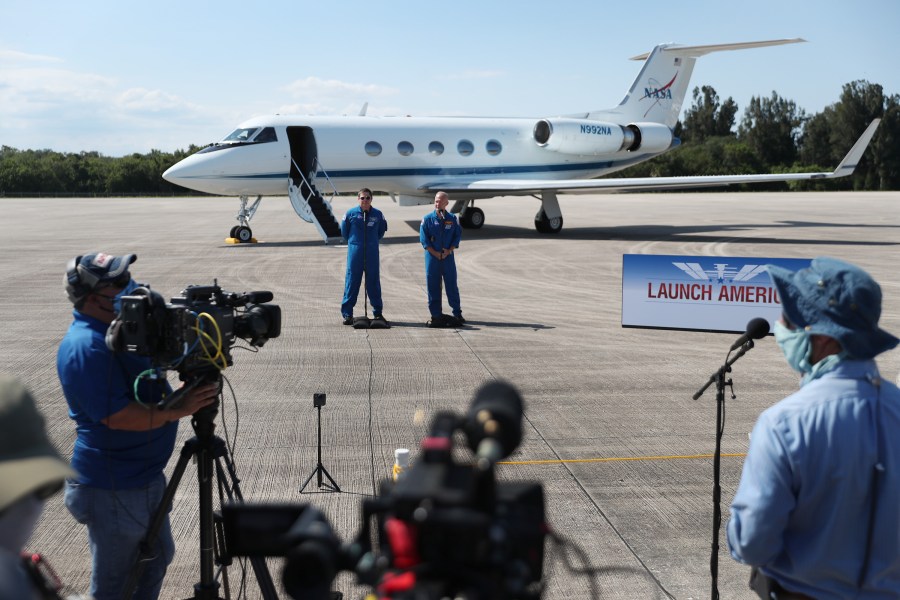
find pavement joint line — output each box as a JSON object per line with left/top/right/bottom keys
{"left": 499, "top": 452, "right": 747, "bottom": 465}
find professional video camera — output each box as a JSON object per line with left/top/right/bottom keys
{"left": 106, "top": 281, "right": 281, "bottom": 378}
{"left": 222, "top": 381, "right": 547, "bottom": 600}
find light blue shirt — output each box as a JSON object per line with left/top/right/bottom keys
{"left": 727, "top": 359, "right": 900, "bottom": 599}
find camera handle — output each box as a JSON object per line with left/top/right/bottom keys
{"left": 299, "top": 396, "right": 342, "bottom": 493}
{"left": 122, "top": 403, "right": 278, "bottom": 600}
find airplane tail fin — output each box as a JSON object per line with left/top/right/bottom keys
{"left": 588, "top": 39, "right": 805, "bottom": 128}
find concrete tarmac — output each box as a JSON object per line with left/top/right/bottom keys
{"left": 3, "top": 191, "right": 900, "bottom": 599}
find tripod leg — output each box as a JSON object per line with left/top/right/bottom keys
{"left": 319, "top": 465, "right": 342, "bottom": 493}
{"left": 122, "top": 440, "right": 195, "bottom": 600}
{"left": 299, "top": 467, "right": 319, "bottom": 494}
{"left": 214, "top": 449, "right": 279, "bottom": 600}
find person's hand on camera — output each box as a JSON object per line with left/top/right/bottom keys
{"left": 169, "top": 382, "right": 219, "bottom": 419}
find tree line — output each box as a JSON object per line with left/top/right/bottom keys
{"left": 1, "top": 80, "right": 897, "bottom": 195}
{"left": 618, "top": 80, "right": 899, "bottom": 190}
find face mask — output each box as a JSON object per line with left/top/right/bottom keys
{"left": 112, "top": 279, "right": 140, "bottom": 314}
{"left": 774, "top": 320, "right": 812, "bottom": 374}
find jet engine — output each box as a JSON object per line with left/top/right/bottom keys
{"left": 533, "top": 118, "right": 672, "bottom": 155}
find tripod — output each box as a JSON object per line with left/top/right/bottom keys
{"left": 124, "top": 402, "right": 277, "bottom": 600}
{"left": 299, "top": 393, "right": 341, "bottom": 493}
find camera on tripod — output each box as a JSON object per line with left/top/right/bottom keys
{"left": 106, "top": 281, "right": 281, "bottom": 377}
{"left": 221, "top": 381, "right": 547, "bottom": 600}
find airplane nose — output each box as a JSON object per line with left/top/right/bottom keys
{"left": 163, "top": 162, "right": 181, "bottom": 185}
{"left": 162, "top": 153, "right": 216, "bottom": 192}
{"left": 162, "top": 160, "right": 190, "bottom": 186}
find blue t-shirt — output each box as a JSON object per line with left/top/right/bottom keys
{"left": 57, "top": 311, "right": 177, "bottom": 489}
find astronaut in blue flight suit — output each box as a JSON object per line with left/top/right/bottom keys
{"left": 341, "top": 188, "right": 388, "bottom": 324}
{"left": 419, "top": 191, "right": 464, "bottom": 323}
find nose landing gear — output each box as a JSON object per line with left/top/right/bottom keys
{"left": 226, "top": 195, "right": 261, "bottom": 243}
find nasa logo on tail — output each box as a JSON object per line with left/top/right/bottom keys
{"left": 640, "top": 73, "right": 677, "bottom": 117}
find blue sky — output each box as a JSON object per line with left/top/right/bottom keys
{"left": 1, "top": 0, "right": 897, "bottom": 157}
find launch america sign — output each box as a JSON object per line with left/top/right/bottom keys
{"left": 621, "top": 254, "right": 811, "bottom": 333}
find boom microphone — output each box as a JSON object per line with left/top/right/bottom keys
{"left": 729, "top": 317, "right": 771, "bottom": 352}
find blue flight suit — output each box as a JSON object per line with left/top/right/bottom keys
{"left": 341, "top": 205, "right": 387, "bottom": 317}
{"left": 419, "top": 209, "right": 462, "bottom": 317}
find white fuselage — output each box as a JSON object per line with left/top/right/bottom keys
{"left": 163, "top": 115, "right": 656, "bottom": 202}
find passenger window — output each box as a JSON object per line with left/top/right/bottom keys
{"left": 398, "top": 141, "right": 414, "bottom": 156}
{"left": 486, "top": 139, "right": 502, "bottom": 156}
{"left": 254, "top": 127, "right": 277, "bottom": 143}
{"left": 429, "top": 141, "right": 444, "bottom": 156}
{"left": 365, "top": 141, "right": 382, "bottom": 157}
{"left": 457, "top": 140, "right": 474, "bottom": 156}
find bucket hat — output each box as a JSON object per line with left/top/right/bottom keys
{"left": 767, "top": 257, "right": 899, "bottom": 359}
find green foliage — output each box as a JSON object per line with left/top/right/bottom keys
{"left": 795, "top": 80, "right": 899, "bottom": 190}
{"left": 738, "top": 91, "right": 806, "bottom": 167}
{"left": 0, "top": 145, "right": 209, "bottom": 196}
{"left": 681, "top": 86, "right": 738, "bottom": 142}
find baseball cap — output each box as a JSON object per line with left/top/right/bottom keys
{"left": 65, "top": 252, "right": 136, "bottom": 307}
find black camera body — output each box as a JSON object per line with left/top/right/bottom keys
{"left": 222, "top": 382, "right": 547, "bottom": 600}
{"left": 107, "top": 281, "right": 281, "bottom": 377}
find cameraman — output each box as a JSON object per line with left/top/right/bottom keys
{"left": 57, "top": 253, "right": 218, "bottom": 600}
{"left": 727, "top": 258, "right": 900, "bottom": 599}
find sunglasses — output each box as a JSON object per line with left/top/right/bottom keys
{"left": 359, "top": 196, "right": 372, "bottom": 201}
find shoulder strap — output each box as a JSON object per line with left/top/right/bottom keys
{"left": 858, "top": 374, "right": 884, "bottom": 588}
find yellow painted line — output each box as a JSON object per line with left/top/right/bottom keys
{"left": 499, "top": 453, "right": 747, "bottom": 465}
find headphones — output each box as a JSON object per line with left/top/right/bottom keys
{"left": 65, "top": 255, "right": 95, "bottom": 306}
{"left": 65, "top": 255, "right": 133, "bottom": 308}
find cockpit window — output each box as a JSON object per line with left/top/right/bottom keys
{"left": 254, "top": 127, "right": 277, "bottom": 143}
{"left": 197, "top": 126, "right": 277, "bottom": 154}
{"left": 223, "top": 128, "right": 259, "bottom": 142}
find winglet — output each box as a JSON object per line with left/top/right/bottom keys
{"left": 359, "top": 102, "right": 369, "bottom": 117}
{"left": 831, "top": 119, "right": 881, "bottom": 177}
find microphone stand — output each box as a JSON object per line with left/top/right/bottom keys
{"left": 693, "top": 339, "right": 755, "bottom": 600}
{"left": 352, "top": 209, "right": 372, "bottom": 329}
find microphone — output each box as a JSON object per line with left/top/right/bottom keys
{"left": 465, "top": 381, "right": 524, "bottom": 469}
{"left": 729, "top": 317, "right": 771, "bottom": 352}
{"left": 245, "top": 291, "right": 274, "bottom": 304}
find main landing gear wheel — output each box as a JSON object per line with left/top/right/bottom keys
{"left": 460, "top": 206, "right": 485, "bottom": 229}
{"left": 229, "top": 226, "right": 240, "bottom": 239}
{"left": 235, "top": 226, "right": 253, "bottom": 242}
{"left": 534, "top": 211, "right": 563, "bottom": 234}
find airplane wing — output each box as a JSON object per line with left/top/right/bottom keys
{"left": 422, "top": 119, "right": 880, "bottom": 195}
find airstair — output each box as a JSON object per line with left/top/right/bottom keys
{"left": 288, "top": 157, "right": 343, "bottom": 244}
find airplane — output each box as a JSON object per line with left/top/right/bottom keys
{"left": 162, "top": 38, "right": 881, "bottom": 244}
